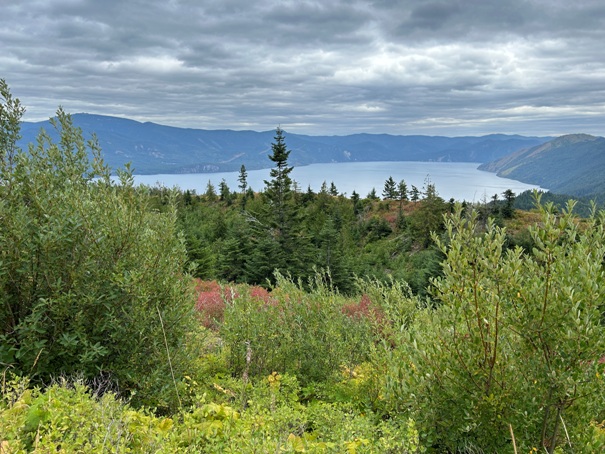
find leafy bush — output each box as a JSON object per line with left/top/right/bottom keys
{"left": 220, "top": 273, "right": 377, "bottom": 386}
{"left": 1, "top": 374, "right": 425, "bottom": 453}
{"left": 0, "top": 376, "right": 174, "bottom": 452}
{"left": 0, "top": 83, "right": 200, "bottom": 410}
{"left": 380, "top": 201, "right": 605, "bottom": 452}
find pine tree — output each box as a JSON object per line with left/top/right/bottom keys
{"left": 264, "top": 126, "right": 293, "bottom": 212}
{"left": 383, "top": 176, "right": 397, "bottom": 199}
{"left": 329, "top": 181, "right": 339, "bottom": 196}
{"left": 238, "top": 164, "right": 248, "bottom": 193}
{"left": 398, "top": 179, "right": 408, "bottom": 201}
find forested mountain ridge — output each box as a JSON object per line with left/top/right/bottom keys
{"left": 18, "top": 113, "right": 549, "bottom": 174}
{"left": 479, "top": 133, "right": 605, "bottom": 199}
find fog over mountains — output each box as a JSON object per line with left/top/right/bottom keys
{"left": 18, "top": 114, "right": 550, "bottom": 175}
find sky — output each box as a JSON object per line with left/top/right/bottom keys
{"left": 2, "top": 0, "right": 605, "bottom": 136}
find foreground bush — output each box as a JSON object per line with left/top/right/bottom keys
{"left": 0, "top": 376, "right": 424, "bottom": 453}
{"left": 0, "top": 81, "right": 199, "bottom": 410}
{"left": 378, "top": 201, "right": 605, "bottom": 452}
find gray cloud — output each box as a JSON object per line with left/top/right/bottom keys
{"left": 2, "top": 0, "right": 605, "bottom": 136}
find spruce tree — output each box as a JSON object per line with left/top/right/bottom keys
{"left": 410, "top": 185, "right": 420, "bottom": 202}
{"left": 238, "top": 164, "right": 248, "bottom": 193}
{"left": 264, "top": 126, "right": 293, "bottom": 213}
{"left": 502, "top": 189, "right": 516, "bottom": 218}
{"left": 257, "top": 127, "right": 306, "bottom": 280}
{"left": 329, "top": 181, "right": 339, "bottom": 196}
{"left": 397, "top": 179, "right": 408, "bottom": 201}
{"left": 383, "top": 176, "right": 397, "bottom": 199}
{"left": 219, "top": 178, "right": 231, "bottom": 203}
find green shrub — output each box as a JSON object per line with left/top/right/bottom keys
{"left": 0, "top": 375, "right": 174, "bottom": 452}
{"left": 0, "top": 82, "right": 200, "bottom": 410}
{"left": 1, "top": 375, "right": 425, "bottom": 453}
{"left": 382, "top": 201, "right": 605, "bottom": 452}
{"left": 220, "top": 273, "right": 376, "bottom": 387}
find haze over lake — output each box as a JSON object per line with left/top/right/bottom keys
{"left": 133, "top": 161, "right": 543, "bottom": 202}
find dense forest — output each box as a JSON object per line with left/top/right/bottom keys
{"left": 1, "top": 80, "right": 605, "bottom": 453}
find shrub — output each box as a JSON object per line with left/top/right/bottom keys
{"left": 0, "top": 82, "right": 199, "bottom": 410}
{"left": 220, "top": 273, "right": 376, "bottom": 386}
{"left": 385, "top": 201, "right": 605, "bottom": 452}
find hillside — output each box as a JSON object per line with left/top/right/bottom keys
{"left": 18, "top": 114, "right": 549, "bottom": 174}
{"left": 479, "top": 134, "right": 605, "bottom": 199}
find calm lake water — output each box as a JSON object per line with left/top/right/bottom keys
{"left": 134, "top": 161, "right": 543, "bottom": 202}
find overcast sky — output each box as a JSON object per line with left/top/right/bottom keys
{"left": 2, "top": 0, "right": 605, "bottom": 136}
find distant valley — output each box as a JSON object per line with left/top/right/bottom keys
{"left": 19, "top": 114, "right": 549, "bottom": 174}
{"left": 19, "top": 114, "right": 605, "bottom": 202}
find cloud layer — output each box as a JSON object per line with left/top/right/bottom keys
{"left": 3, "top": 0, "right": 605, "bottom": 135}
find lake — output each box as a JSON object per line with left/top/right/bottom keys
{"left": 133, "top": 161, "right": 543, "bottom": 202}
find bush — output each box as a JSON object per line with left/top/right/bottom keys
{"left": 383, "top": 202, "right": 605, "bottom": 452}
{"left": 0, "top": 375, "right": 174, "bottom": 452}
{"left": 0, "top": 83, "right": 199, "bottom": 410}
{"left": 1, "top": 375, "right": 425, "bottom": 453}
{"left": 220, "top": 273, "right": 376, "bottom": 386}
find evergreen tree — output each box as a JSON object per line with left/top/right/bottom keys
{"left": 205, "top": 180, "right": 217, "bottom": 201}
{"left": 183, "top": 189, "right": 193, "bottom": 206}
{"left": 301, "top": 185, "right": 316, "bottom": 205}
{"left": 397, "top": 179, "right": 409, "bottom": 222}
{"left": 264, "top": 126, "right": 293, "bottom": 208}
{"left": 367, "top": 187, "right": 379, "bottom": 200}
{"left": 315, "top": 217, "right": 351, "bottom": 292}
{"left": 319, "top": 181, "right": 329, "bottom": 195}
{"left": 351, "top": 191, "right": 361, "bottom": 216}
{"left": 219, "top": 218, "right": 251, "bottom": 283}
{"left": 219, "top": 178, "right": 231, "bottom": 203}
{"left": 237, "top": 164, "right": 248, "bottom": 193}
{"left": 410, "top": 185, "right": 420, "bottom": 202}
{"left": 383, "top": 176, "right": 397, "bottom": 199}
{"left": 397, "top": 179, "right": 408, "bottom": 201}
{"left": 409, "top": 183, "right": 446, "bottom": 247}
{"left": 257, "top": 127, "right": 306, "bottom": 280}
{"left": 502, "top": 189, "right": 516, "bottom": 218}
{"left": 329, "top": 181, "right": 339, "bottom": 196}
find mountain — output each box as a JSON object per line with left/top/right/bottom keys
{"left": 479, "top": 134, "right": 605, "bottom": 199}
{"left": 18, "top": 113, "right": 550, "bottom": 174}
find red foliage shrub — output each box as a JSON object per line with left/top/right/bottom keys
{"left": 341, "top": 294, "right": 385, "bottom": 323}
{"left": 249, "top": 285, "right": 282, "bottom": 308}
{"left": 194, "top": 279, "right": 237, "bottom": 330}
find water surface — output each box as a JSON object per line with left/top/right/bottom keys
{"left": 134, "top": 161, "right": 543, "bottom": 202}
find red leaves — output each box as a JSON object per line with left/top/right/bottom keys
{"left": 194, "top": 280, "right": 230, "bottom": 330}
{"left": 194, "top": 279, "right": 276, "bottom": 330}
{"left": 341, "top": 294, "right": 384, "bottom": 323}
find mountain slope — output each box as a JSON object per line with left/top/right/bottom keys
{"left": 18, "top": 113, "right": 549, "bottom": 174}
{"left": 479, "top": 134, "right": 605, "bottom": 198}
